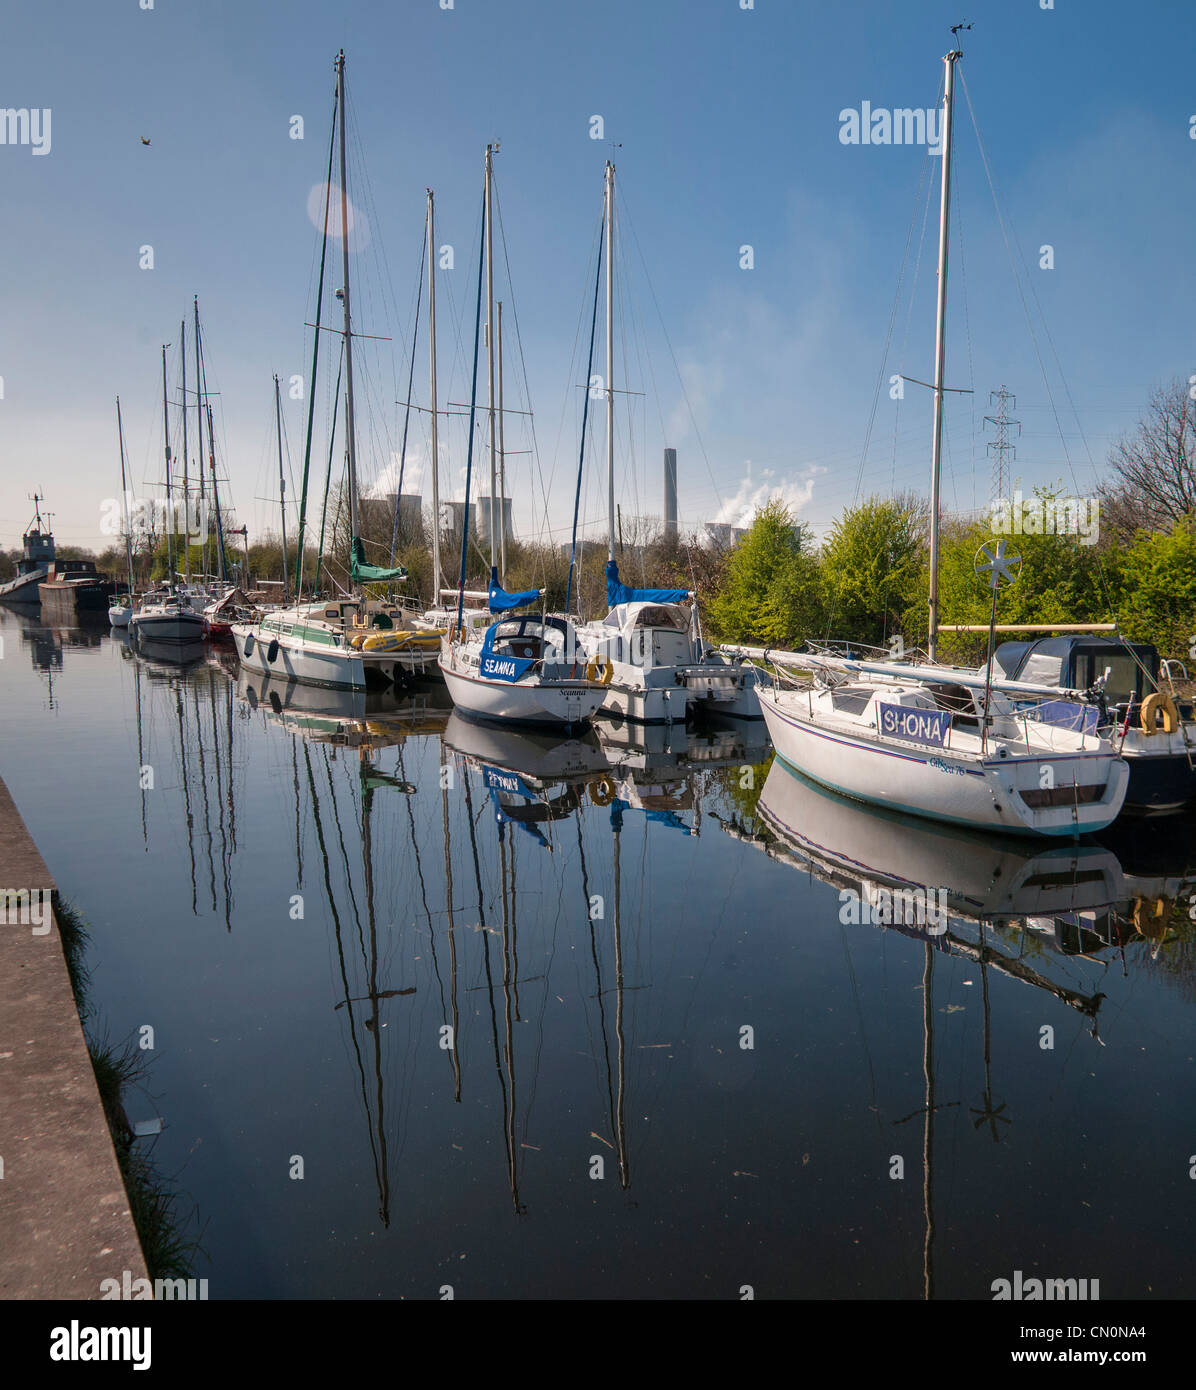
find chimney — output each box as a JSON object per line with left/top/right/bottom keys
{"left": 663, "top": 447, "right": 678, "bottom": 538}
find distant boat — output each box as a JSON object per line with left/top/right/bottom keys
{"left": 129, "top": 586, "right": 205, "bottom": 643}
{"left": 38, "top": 558, "right": 115, "bottom": 618}
{"left": 0, "top": 494, "right": 56, "bottom": 607}
{"left": 234, "top": 52, "right": 439, "bottom": 691}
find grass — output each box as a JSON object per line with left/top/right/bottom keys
{"left": 56, "top": 898, "right": 206, "bottom": 1282}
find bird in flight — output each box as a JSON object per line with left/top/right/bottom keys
{"left": 140, "top": 137, "right": 151, "bottom": 146}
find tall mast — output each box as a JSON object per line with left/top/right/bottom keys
{"left": 927, "top": 48, "right": 960, "bottom": 662}
{"left": 275, "top": 374, "right": 289, "bottom": 593}
{"left": 496, "top": 298, "right": 507, "bottom": 581}
{"left": 335, "top": 50, "right": 360, "bottom": 572}
{"left": 161, "top": 342, "right": 174, "bottom": 582}
{"left": 116, "top": 396, "right": 134, "bottom": 595}
{"left": 484, "top": 143, "right": 497, "bottom": 568}
{"left": 180, "top": 321, "right": 190, "bottom": 583}
{"left": 194, "top": 298, "right": 205, "bottom": 505}
{"left": 605, "top": 160, "right": 616, "bottom": 562}
{"left": 427, "top": 189, "right": 442, "bottom": 605}
{"left": 206, "top": 400, "right": 226, "bottom": 581}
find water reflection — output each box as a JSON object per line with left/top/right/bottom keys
{"left": 6, "top": 609, "right": 1195, "bottom": 1297}
{"left": 723, "top": 758, "right": 1196, "bottom": 1298}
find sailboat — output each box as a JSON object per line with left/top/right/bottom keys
{"left": 438, "top": 146, "right": 606, "bottom": 730}
{"left": 233, "top": 51, "right": 440, "bottom": 692}
{"left": 130, "top": 343, "right": 206, "bottom": 643}
{"left": 571, "top": 161, "right": 760, "bottom": 725}
{"left": 744, "top": 44, "right": 1128, "bottom": 837}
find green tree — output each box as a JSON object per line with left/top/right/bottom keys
{"left": 821, "top": 495, "right": 926, "bottom": 647}
{"left": 707, "top": 500, "right": 821, "bottom": 646}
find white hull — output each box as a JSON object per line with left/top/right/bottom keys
{"left": 108, "top": 604, "right": 132, "bottom": 627}
{"left": 439, "top": 658, "right": 605, "bottom": 728}
{"left": 758, "top": 686, "right": 1128, "bottom": 837}
{"left": 233, "top": 623, "right": 366, "bottom": 691}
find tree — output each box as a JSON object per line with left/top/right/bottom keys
{"left": 821, "top": 495, "right": 926, "bottom": 647}
{"left": 1099, "top": 379, "right": 1196, "bottom": 538}
{"left": 1113, "top": 518, "right": 1196, "bottom": 662}
{"left": 707, "top": 499, "right": 821, "bottom": 646}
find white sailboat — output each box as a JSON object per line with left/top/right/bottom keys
{"left": 571, "top": 161, "right": 760, "bottom": 725}
{"left": 438, "top": 147, "right": 606, "bottom": 731}
{"left": 130, "top": 346, "right": 205, "bottom": 643}
{"left": 234, "top": 51, "right": 439, "bottom": 692}
{"left": 743, "top": 44, "right": 1128, "bottom": 837}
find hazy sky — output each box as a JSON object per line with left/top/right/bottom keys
{"left": 2, "top": 0, "right": 1194, "bottom": 557}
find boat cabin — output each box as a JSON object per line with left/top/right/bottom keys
{"left": 599, "top": 600, "right": 694, "bottom": 668}
{"left": 992, "top": 635, "right": 1157, "bottom": 706}
{"left": 483, "top": 615, "right": 573, "bottom": 663}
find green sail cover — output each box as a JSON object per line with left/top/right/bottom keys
{"left": 351, "top": 536, "right": 408, "bottom": 583}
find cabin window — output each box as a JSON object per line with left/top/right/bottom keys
{"left": 633, "top": 606, "right": 688, "bottom": 632}
{"left": 1073, "top": 651, "right": 1145, "bottom": 704}
{"left": 829, "top": 687, "right": 873, "bottom": 716}
{"left": 1019, "top": 653, "right": 1063, "bottom": 686}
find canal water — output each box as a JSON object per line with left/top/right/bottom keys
{"left": 2, "top": 606, "right": 1193, "bottom": 1299}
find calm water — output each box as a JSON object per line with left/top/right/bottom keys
{"left": 2, "top": 606, "right": 1194, "bottom": 1300}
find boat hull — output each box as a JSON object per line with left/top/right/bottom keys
{"left": 130, "top": 611, "right": 206, "bottom": 642}
{"left": 439, "top": 658, "right": 605, "bottom": 729}
{"left": 232, "top": 624, "right": 367, "bottom": 692}
{"left": 758, "top": 687, "right": 1129, "bottom": 837}
{"left": 0, "top": 570, "right": 48, "bottom": 605}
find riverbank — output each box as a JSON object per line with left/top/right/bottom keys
{"left": 0, "top": 774, "right": 147, "bottom": 1298}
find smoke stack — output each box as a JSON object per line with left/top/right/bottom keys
{"left": 663, "top": 447, "right": 678, "bottom": 538}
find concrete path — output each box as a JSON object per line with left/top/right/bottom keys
{"left": 0, "top": 774, "right": 147, "bottom": 1298}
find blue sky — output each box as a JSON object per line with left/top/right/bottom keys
{"left": 2, "top": 0, "right": 1194, "bottom": 556}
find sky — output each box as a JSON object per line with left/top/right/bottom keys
{"left": 2, "top": 0, "right": 1194, "bottom": 559}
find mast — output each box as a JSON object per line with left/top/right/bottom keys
{"left": 275, "top": 374, "right": 289, "bottom": 593}
{"left": 927, "top": 48, "right": 960, "bottom": 662}
{"left": 484, "top": 144, "right": 497, "bottom": 569}
{"left": 335, "top": 50, "right": 360, "bottom": 574}
{"left": 193, "top": 298, "right": 205, "bottom": 506}
{"left": 294, "top": 89, "right": 339, "bottom": 601}
{"left": 180, "top": 322, "right": 190, "bottom": 583}
{"left": 161, "top": 343, "right": 174, "bottom": 582}
{"left": 206, "top": 401, "right": 226, "bottom": 582}
{"left": 428, "top": 189, "right": 442, "bottom": 605}
{"left": 496, "top": 298, "right": 507, "bottom": 581}
{"left": 604, "top": 160, "right": 616, "bottom": 562}
{"left": 116, "top": 397, "right": 134, "bottom": 596}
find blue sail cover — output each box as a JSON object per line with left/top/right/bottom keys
{"left": 609, "top": 799, "right": 692, "bottom": 835}
{"left": 605, "top": 560, "right": 689, "bottom": 608}
{"left": 478, "top": 623, "right": 535, "bottom": 683}
{"left": 488, "top": 567, "right": 539, "bottom": 614}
